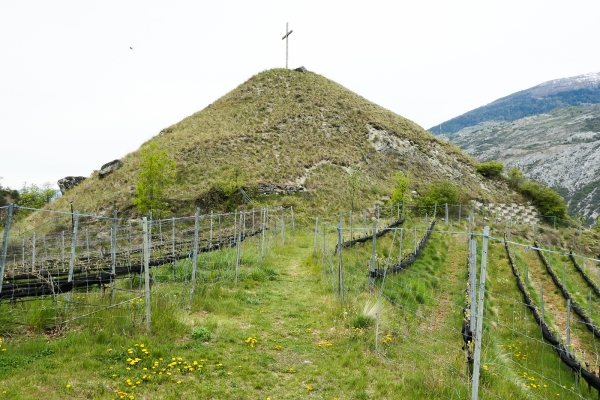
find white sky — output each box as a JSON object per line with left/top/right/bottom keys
{"left": 2, "top": 0, "right": 600, "bottom": 190}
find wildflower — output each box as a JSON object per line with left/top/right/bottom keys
{"left": 177, "top": 381, "right": 182, "bottom": 384}
{"left": 66, "top": 384, "right": 71, "bottom": 389}
{"left": 306, "top": 385, "right": 313, "bottom": 391}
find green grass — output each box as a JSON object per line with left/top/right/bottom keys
{"left": 2, "top": 220, "right": 599, "bottom": 399}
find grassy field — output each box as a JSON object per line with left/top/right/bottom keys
{"left": 1, "top": 217, "right": 599, "bottom": 399}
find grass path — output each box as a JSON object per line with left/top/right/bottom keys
{"left": 1, "top": 226, "right": 597, "bottom": 399}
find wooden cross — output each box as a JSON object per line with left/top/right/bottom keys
{"left": 281, "top": 22, "right": 293, "bottom": 69}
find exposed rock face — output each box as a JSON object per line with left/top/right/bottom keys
{"left": 440, "top": 105, "right": 600, "bottom": 224}
{"left": 257, "top": 183, "right": 305, "bottom": 196}
{"left": 58, "top": 176, "right": 86, "bottom": 194}
{"left": 99, "top": 159, "right": 122, "bottom": 178}
{"left": 294, "top": 66, "right": 307, "bottom": 73}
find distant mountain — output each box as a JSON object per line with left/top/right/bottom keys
{"left": 439, "top": 104, "right": 600, "bottom": 224}
{"left": 431, "top": 72, "right": 600, "bottom": 134}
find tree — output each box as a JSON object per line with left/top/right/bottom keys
{"left": 0, "top": 178, "right": 19, "bottom": 207}
{"left": 346, "top": 165, "right": 362, "bottom": 211}
{"left": 133, "top": 142, "right": 176, "bottom": 217}
{"left": 476, "top": 161, "right": 504, "bottom": 179}
{"left": 15, "top": 183, "right": 57, "bottom": 219}
{"left": 416, "top": 181, "right": 460, "bottom": 215}
{"left": 391, "top": 171, "right": 411, "bottom": 204}
{"left": 508, "top": 166, "right": 524, "bottom": 189}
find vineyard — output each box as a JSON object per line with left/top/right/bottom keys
{"left": 1, "top": 203, "right": 600, "bottom": 399}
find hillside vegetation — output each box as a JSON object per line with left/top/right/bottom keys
{"left": 38, "top": 68, "right": 517, "bottom": 227}
{"left": 3, "top": 213, "right": 600, "bottom": 398}
{"left": 440, "top": 104, "right": 600, "bottom": 224}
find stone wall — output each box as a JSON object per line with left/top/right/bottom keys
{"left": 256, "top": 184, "right": 305, "bottom": 196}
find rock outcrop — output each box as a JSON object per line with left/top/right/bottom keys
{"left": 99, "top": 159, "right": 122, "bottom": 178}
{"left": 257, "top": 184, "right": 305, "bottom": 196}
{"left": 58, "top": 176, "right": 86, "bottom": 194}
{"left": 441, "top": 104, "right": 600, "bottom": 223}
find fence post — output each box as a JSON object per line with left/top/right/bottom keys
{"left": 566, "top": 298, "right": 571, "bottom": 354}
{"left": 261, "top": 208, "right": 266, "bottom": 259}
{"left": 590, "top": 290, "right": 593, "bottom": 319}
{"left": 459, "top": 204, "right": 462, "bottom": 224}
{"left": 235, "top": 212, "right": 243, "bottom": 283}
{"left": 469, "top": 238, "right": 477, "bottom": 332}
{"left": 540, "top": 284, "right": 544, "bottom": 323}
{"left": 349, "top": 210, "right": 353, "bottom": 241}
{"left": 369, "top": 221, "right": 377, "bottom": 291}
{"left": 291, "top": 206, "right": 295, "bottom": 231}
{"left": 414, "top": 226, "right": 417, "bottom": 253}
{"left": 314, "top": 217, "right": 319, "bottom": 256}
{"left": 32, "top": 232, "right": 36, "bottom": 272}
{"left": 471, "top": 226, "right": 489, "bottom": 400}
{"left": 210, "top": 211, "right": 213, "bottom": 246}
{"left": 445, "top": 203, "right": 449, "bottom": 226}
{"left": 142, "top": 217, "right": 151, "bottom": 331}
{"left": 61, "top": 231, "right": 65, "bottom": 270}
{"left": 0, "top": 203, "right": 13, "bottom": 294}
{"left": 190, "top": 208, "right": 200, "bottom": 300}
{"left": 470, "top": 204, "right": 475, "bottom": 231}
{"left": 337, "top": 224, "right": 344, "bottom": 302}
{"left": 433, "top": 203, "right": 437, "bottom": 219}
{"left": 281, "top": 208, "right": 285, "bottom": 244}
{"left": 110, "top": 210, "right": 117, "bottom": 304}
{"left": 398, "top": 228, "right": 403, "bottom": 264}
{"left": 68, "top": 212, "right": 79, "bottom": 283}
{"left": 86, "top": 228, "right": 90, "bottom": 264}
{"left": 234, "top": 211, "right": 237, "bottom": 245}
{"left": 149, "top": 211, "right": 152, "bottom": 252}
{"left": 402, "top": 200, "right": 405, "bottom": 219}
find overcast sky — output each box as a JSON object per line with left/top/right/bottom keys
{"left": 2, "top": 0, "right": 600, "bottom": 190}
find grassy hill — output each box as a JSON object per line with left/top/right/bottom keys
{"left": 39, "top": 68, "right": 516, "bottom": 225}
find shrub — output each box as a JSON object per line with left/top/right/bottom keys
{"left": 518, "top": 181, "right": 568, "bottom": 219}
{"left": 508, "top": 166, "right": 524, "bottom": 189}
{"left": 391, "top": 171, "right": 411, "bottom": 204}
{"left": 351, "top": 314, "right": 375, "bottom": 329}
{"left": 191, "top": 327, "right": 212, "bottom": 341}
{"left": 133, "top": 142, "right": 176, "bottom": 218}
{"left": 416, "top": 181, "right": 461, "bottom": 215}
{"left": 476, "top": 161, "right": 504, "bottom": 178}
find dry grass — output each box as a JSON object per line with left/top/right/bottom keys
{"left": 33, "top": 68, "right": 518, "bottom": 228}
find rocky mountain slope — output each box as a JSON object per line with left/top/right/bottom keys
{"left": 440, "top": 104, "right": 600, "bottom": 223}
{"left": 37, "top": 68, "right": 518, "bottom": 225}
{"left": 431, "top": 72, "right": 600, "bottom": 134}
